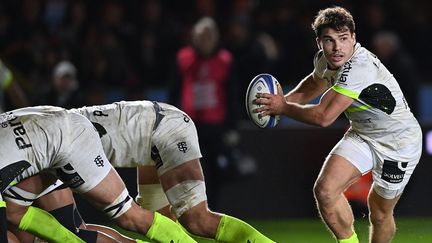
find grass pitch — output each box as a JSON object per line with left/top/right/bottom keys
{"left": 111, "top": 217, "right": 432, "bottom": 242}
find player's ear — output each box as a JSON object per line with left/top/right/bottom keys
{"left": 316, "top": 37, "right": 322, "bottom": 50}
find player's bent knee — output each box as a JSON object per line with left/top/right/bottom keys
{"left": 165, "top": 180, "right": 207, "bottom": 218}
{"left": 369, "top": 210, "right": 393, "bottom": 228}
{"left": 313, "top": 183, "right": 336, "bottom": 204}
{"left": 103, "top": 188, "right": 133, "bottom": 219}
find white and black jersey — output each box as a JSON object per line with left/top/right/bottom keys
{"left": 72, "top": 101, "right": 202, "bottom": 175}
{"left": 313, "top": 43, "right": 422, "bottom": 159}
{"left": 0, "top": 106, "right": 112, "bottom": 193}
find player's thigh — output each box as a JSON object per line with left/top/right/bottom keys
{"left": 317, "top": 132, "right": 373, "bottom": 194}
{"left": 368, "top": 189, "right": 400, "bottom": 216}
{"left": 315, "top": 154, "right": 362, "bottom": 195}
{"left": 13, "top": 173, "right": 58, "bottom": 195}
{"left": 4, "top": 174, "right": 57, "bottom": 225}
{"left": 158, "top": 159, "right": 204, "bottom": 190}
{"left": 81, "top": 168, "right": 127, "bottom": 209}
{"left": 152, "top": 107, "right": 202, "bottom": 175}
{"left": 158, "top": 159, "right": 208, "bottom": 218}
{"left": 35, "top": 187, "right": 74, "bottom": 212}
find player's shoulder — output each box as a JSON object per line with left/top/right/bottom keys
{"left": 349, "top": 43, "right": 378, "bottom": 70}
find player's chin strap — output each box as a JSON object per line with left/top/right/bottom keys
{"left": 103, "top": 188, "right": 133, "bottom": 218}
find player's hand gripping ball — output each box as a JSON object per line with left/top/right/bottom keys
{"left": 245, "top": 73, "right": 280, "bottom": 128}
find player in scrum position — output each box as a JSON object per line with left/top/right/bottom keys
{"left": 6, "top": 100, "right": 275, "bottom": 243}
{"left": 254, "top": 6, "right": 422, "bottom": 243}
{"left": 0, "top": 106, "right": 196, "bottom": 243}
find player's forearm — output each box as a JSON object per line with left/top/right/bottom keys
{"left": 282, "top": 102, "right": 332, "bottom": 127}
{"left": 285, "top": 73, "right": 325, "bottom": 104}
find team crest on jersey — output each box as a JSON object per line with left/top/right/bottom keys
{"left": 177, "top": 141, "right": 188, "bottom": 153}
{"left": 94, "top": 155, "right": 105, "bottom": 167}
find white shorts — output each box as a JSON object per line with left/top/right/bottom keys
{"left": 152, "top": 105, "right": 202, "bottom": 175}
{"left": 52, "top": 113, "right": 113, "bottom": 193}
{"left": 0, "top": 110, "right": 112, "bottom": 194}
{"left": 330, "top": 130, "right": 422, "bottom": 199}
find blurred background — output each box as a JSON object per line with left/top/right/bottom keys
{"left": 1, "top": 0, "right": 431, "bottom": 241}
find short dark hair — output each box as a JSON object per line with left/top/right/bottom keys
{"left": 312, "top": 6, "right": 355, "bottom": 37}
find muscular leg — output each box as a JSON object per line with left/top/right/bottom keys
{"left": 368, "top": 189, "right": 400, "bottom": 243}
{"left": 36, "top": 187, "right": 129, "bottom": 243}
{"left": 82, "top": 168, "right": 195, "bottom": 242}
{"left": 159, "top": 159, "right": 220, "bottom": 237}
{"left": 5, "top": 175, "right": 85, "bottom": 243}
{"left": 137, "top": 166, "right": 174, "bottom": 220}
{"left": 159, "top": 159, "right": 274, "bottom": 242}
{"left": 313, "top": 154, "right": 362, "bottom": 240}
{"left": 7, "top": 175, "right": 139, "bottom": 243}
{"left": 6, "top": 173, "right": 57, "bottom": 227}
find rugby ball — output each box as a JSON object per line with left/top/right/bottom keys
{"left": 245, "top": 73, "right": 280, "bottom": 128}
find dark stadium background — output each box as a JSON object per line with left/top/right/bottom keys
{"left": 1, "top": 0, "right": 431, "bottom": 241}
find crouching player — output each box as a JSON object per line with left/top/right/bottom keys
{"left": 0, "top": 105, "right": 196, "bottom": 242}
{"left": 6, "top": 100, "right": 275, "bottom": 242}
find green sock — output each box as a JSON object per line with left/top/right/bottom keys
{"left": 338, "top": 232, "right": 359, "bottom": 243}
{"left": 145, "top": 212, "right": 197, "bottom": 243}
{"left": 18, "top": 206, "right": 85, "bottom": 243}
{"left": 136, "top": 240, "right": 150, "bottom": 243}
{"left": 215, "top": 214, "right": 275, "bottom": 243}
